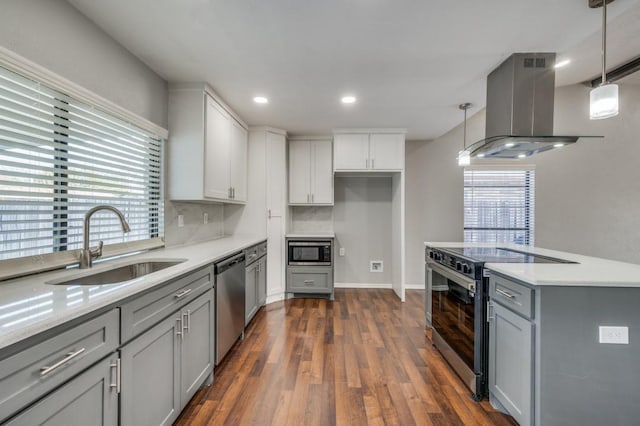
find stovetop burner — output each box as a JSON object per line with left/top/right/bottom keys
{"left": 442, "top": 247, "right": 574, "bottom": 264}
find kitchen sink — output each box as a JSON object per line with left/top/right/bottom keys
{"left": 47, "top": 259, "right": 187, "bottom": 286}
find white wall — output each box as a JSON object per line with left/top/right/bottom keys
{"left": 0, "top": 0, "right": 228, "bottom": 247}
{"left": 0, "top": 0, "right": 167, "bottom": 127}
{"left": 405, "top": 82, "right": 640, "bottom": 286}
{"left": 333, "top": 177, "right": 393, "bottom": 285}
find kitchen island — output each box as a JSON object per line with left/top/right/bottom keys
{"left": 425, "top": 242, "right": 640, "bottom": 426}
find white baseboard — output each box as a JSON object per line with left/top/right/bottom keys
{"left": 266, "top": 293, "right": 285, "bottom": 304}
{"left": 334, "top": 282, "right": 392, "bottom": 289}
{"left": 405, "top": 283, "right": 426, "bottom": 290}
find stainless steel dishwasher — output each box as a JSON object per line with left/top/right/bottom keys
{"left": 214, "top": 251, "right": 246, "bottom": 365}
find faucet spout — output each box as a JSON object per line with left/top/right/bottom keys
{"left": 80, "top": 205, "right": 131, "bottom": 269}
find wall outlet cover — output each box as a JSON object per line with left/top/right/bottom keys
{"left": 203, "top": 212, "right": 209, "bottom": 224}
{"left": 370, "top": 261, "right": 383, "bottom": 272}
{"left": 339, "top": 247, "right": 345, "bottom": 256}
{"left": 177, "top": 214, "right": 184, "bottom": 228}
{"left": 599, "top": 326, "right": 629, "bottom": 344}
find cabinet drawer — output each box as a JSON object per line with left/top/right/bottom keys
{"left": 490, "top": 274, "right": 534, "bottom": 319}
{"left": 287, "top": 269, "right": 332, "bottom": 293}
{"left": 0, "top": 309, "right": 118, "bottom": 422}
{"left": 120, "top": 266, "right": 213, "bottom": 343}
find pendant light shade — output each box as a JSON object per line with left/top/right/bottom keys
{"left": 590, "top": 0, "right": 619, "bottom": 120}
{"left": 457, "top": 102, "right": 472, "bottom": 167}
{"left": 590, "top": 83, "right": 619, "bottom": 119}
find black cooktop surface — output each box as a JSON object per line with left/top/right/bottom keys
{"left": 442, "top": 247, "right": 574, "bottom": 264}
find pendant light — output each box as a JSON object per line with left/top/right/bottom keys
{"left": 457, "top": 103, "right": 472, "bottom": 166}
{"left": 590, "top": 0, "right": 619, "bottom": 120}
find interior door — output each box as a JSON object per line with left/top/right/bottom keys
{"left": 266, "top": 131, "right": 286, "bottom": 298}
{"left": 204, "top": 97, "right": 231, "bottom": 199}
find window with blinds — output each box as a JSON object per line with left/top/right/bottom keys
{"left": 464, "top": 168, "right": 534, "bottom": 245}
{"left": 0, "top": 65, "right": 163, "bottom": 261}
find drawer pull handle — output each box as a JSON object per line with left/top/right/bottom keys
{"left": 40, "top": 348, "right": 86, "bottom": 376}
{"left": 304, "top": 280, "right": 314, "bottom": 284}
{"left": 496, "top": 288, "right": 515, "bottom": 299}
{"left": 175, "top": 288, "right": 192, "bottom": 299}
{"left": 109, "top": 358, "right": 121, "bottom": 394}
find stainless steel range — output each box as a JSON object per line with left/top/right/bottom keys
{"left": 425, "top": 245, "right": 573, "bottom": 401}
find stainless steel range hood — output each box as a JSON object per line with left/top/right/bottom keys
{"left": 467, "top": 52, "right": 601, "bottom": 159}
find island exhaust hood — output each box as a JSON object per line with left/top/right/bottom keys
{"left": 466, "top": 52, "right": 601, "bottom": 159}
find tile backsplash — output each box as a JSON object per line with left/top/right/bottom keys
{"left": 164, "top": 201, "right": 224, "bottom": 246}
{"left": 289, "top": 206, "right": 334, "bottom": 234}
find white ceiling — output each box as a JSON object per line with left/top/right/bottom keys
{"left": 67, "top": 0, "right": 640, "bottom": 140}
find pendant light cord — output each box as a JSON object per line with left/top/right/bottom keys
{"left": 601, "top": 0, "right": 607, "bottom": 84}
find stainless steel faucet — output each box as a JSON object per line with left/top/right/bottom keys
{"left": 79, "top": 205, "right": 131, "bottom": 269}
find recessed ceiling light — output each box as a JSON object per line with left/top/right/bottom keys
{"left": 505, "top": 143, "right": 515, "bottom": 148}
{"left": 554, "top": 143, "right": 565, "bottom": 148}
{"left": 477, "top": 153, "right": 485, "bottom": 158}
{"left": 518, "top": 153, "right": 527, "bottom": 158}
{"left": 341, "top": 96, "right": 356, "bottom": 104}
{"left": 253, "top": 96, "right": 268, "bottom": 104}
{"left": 554, "top": 59, "right": 571, "bottom": 69}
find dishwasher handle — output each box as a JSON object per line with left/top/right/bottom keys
{"left": 215, "top": 252, "right": 246, "bottom": 274}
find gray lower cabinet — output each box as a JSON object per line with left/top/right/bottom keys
{"left": 245, "top": 261, "right": 258, "bottom": 326}
{"left": 286, "top": 266, "right": 333, "bottom": 296}
{"left": 5, "top": 354, "right": 119, "bottom": 426}
{"left": 489, "top": 299, "right": 534, "bottom": 426}
{"left": 180, "top": 289, "right": 215, "bottom": 406}
{"left": 0, "top": 309, "right": 119, "bottom": 423}
{"left": 257, "top": 257, "right": 267, "bottom": 306}
{"left": 120, "top": 289, "right": 214, "bottom": 426}
{"left": 120, "top": 309, "right": 181, "bottom": 426}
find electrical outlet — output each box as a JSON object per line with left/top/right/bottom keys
{"left": 370, "top": 261, "right": 383, "bottom": 272}
{"left": 177, "top": 214, "right": 184, "bottom": 228}
{"left": 339, "top": 247, "right": 345, "bottom": 256}
{"left": 203, "top": 212, "right": 208, "bottom": 224}
{"left": 599, "top": 326, "right": 629, "bottom": 344}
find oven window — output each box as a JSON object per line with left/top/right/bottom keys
{"left": 432, "top": 278, "right": 475, "bottom": 369}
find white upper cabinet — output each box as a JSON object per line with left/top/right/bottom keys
{"left": 333, "top": 131, "right": 405, "bottom": 172}
{"left": 229, "top": 120, "right": 248, "bottom": 202}
{"left": 289, "top": 139, "right": 333, "bottom": 205}
{"left": 333, "top": 134, "right": 369, "bottom": 170}
{"left": 168, "top": 83, "right": 248, "bottom": 203}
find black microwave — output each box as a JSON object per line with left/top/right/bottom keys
{"left": 287, "top": 241, "right": 332, "bottom": 266}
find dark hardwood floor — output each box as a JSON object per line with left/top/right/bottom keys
{"left": 176, "top": 289, "right": 517, "bottom": 425}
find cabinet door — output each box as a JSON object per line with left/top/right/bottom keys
{"left": 230, "top": 119, "right": 248, "bottom": 202}
{"left": 245, "top": 263, "right": 258, "bottom": 326}
{"left": 204, "top": 97, "right": 231, "bottom": 199}
{"left": 489, "top": 302, "right": 533, "bottom": 426}
{"left": 120, "top": 313, "right": 181, "bottom": 426}
{"left": 369, "top": 133, "right": 404, "bottom": 170}
{"left": 333, "top": 134, "right": 369, "bottom": 171}
{"left": 311, "top": 140, "right": 333, "bottom": 204}
{"left": 257, "top": 257, "right": 267, "bottom": 306}
{"left": 180, "top": 290, "right": 214, "bottom": 406}
{"left": 288, "top": 140, "right": 311, "bottom": 204}
{"left": 4, "top": 355, "right": 118, "bottom": 426}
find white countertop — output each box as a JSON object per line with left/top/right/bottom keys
{"left": 0, "top": 235, "right": 266, "bottom": 351}
{"left": 425, "top": 242, "right": 640, "bottom": 288}
{"left": 286, "top": 233, "right": 335, "bottom": 239}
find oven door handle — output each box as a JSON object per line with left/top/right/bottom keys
{"left": 427, "top": 262, "right": 477, "bottom": 291}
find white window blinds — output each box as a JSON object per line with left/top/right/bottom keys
{"left": 0, "top": 65, "right": 163, "bottom": 261}
{"left": 464, "top": 168, "right": 535, "bottom": 245}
